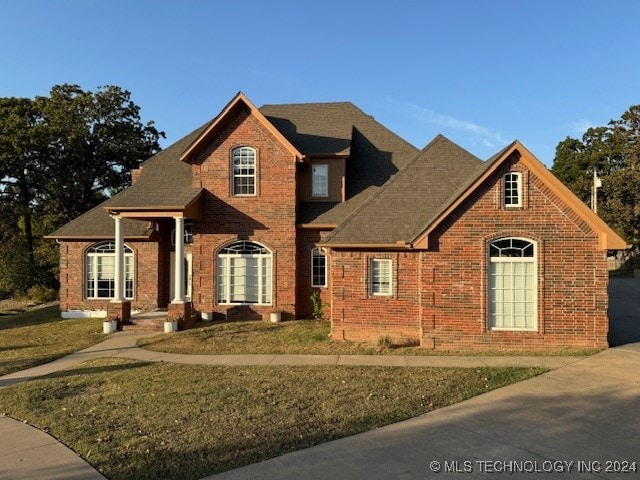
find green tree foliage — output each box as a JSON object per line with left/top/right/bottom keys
{"left": 552, "top": 105, "right": 640, "bottom": 245}
{"left": 0, "top": 84, "right": 163, "bottom": 296}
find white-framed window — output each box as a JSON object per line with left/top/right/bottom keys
{"left": 171, "top": 221, "right": 193, "bottom": 245}
{"left": 232, "top": 146, "right": 256, "bottom": 196}
{"left": 312, "top": 164, "right": 328, "bottom": 197}
{"left": 504, "top": 172, "right": 522, "bottom": 207}
{"left": 370, "top": 258, "right": 392, "bottom": 296}
{"left": 86, "top": 242, "right": 134, "bottom": 299}
{"left": 311, "top": 248, "right": 327, "bottom": 287}
{"left": 489, "top": 238, "right": 536, "bottom": 331}
{"left": 217, "top": 241, "right": 272, "bottom": 305}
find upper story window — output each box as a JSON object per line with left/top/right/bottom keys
{"left": 312, "top": 164, "right": 328, "bottom": 197}
{"left": 232, "top": 147, "right": 256, "bottom": 196}
{"left": 504, "top": 172, "right": 522, "bottom": 208}
{"left": 370, "top": 258, "right": 392, "bottom": 296}
{"left": 86, "top": 242, "right": 134, "bottom": 299}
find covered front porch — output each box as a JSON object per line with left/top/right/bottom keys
{"left": 104, "top": 196, "right": 201, "bottom": 330}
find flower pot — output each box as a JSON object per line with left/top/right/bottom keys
{"left": 164, "top": 321, "right": 178, "bottom": 333}
{"left": 270, "top": 312, "right": 282, "bottom": 323}
{"left": 103, "top": 320, "right": 117, "bottom": 334}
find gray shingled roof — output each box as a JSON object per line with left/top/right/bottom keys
{"left": 105, "top": 123, "right": 207, "bottom": 209}
{"left": 261, "top": 102, "right": 419, "bottom": 225}
{"left": 45, "top": 199, "right": 153, "bottom": 239}
{"left": 48, "top": 123, "right": 209, "bottom": 238}
{"left": 50, "top": 101, "right": 420, "bottom": 238}
{"left": 323, "top": 135, "right": 485, "bottom": 245}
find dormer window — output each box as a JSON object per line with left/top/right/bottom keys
{"left": 504, "top": 172, "right": 522, "bottom": 208}
{"left": 232, "top": 147, "right": 256, "bottom": 196}
{"left": 312, "top": 164, "right": 328, "bottom": 197}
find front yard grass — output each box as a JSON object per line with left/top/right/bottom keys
{"left": 0, "top": 306, "right": 105, "bottom": 376}
{"left": 138, "top": 319, "right": 602, "bottom": 356}
{"left": 0, "top": 358, "right": 545, "bottom": 480}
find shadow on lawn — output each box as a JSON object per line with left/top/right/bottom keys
{"left": 0, "top": 306, "right": 62, "bottom": 331}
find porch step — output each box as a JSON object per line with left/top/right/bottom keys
{"left": 121, "top": 318, "right": 165, "bottom": 332}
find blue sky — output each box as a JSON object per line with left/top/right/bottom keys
{"left": 2, "top": 0, "right": 639, "bottom": 166}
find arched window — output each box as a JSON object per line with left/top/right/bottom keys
{"left": 217, "top": 241, "right": 271, "bottom": 304}
{"left": 232, "top": 146, "right": 256, "bottom": 196}
{"left": 86, "top": 242, "right": 134, "bottom": 299}
{"left": 489, "top": 238, "right": 536, "bottom": 330}
{"left": 311, "top": 248, "right": 327, "bottom": 287}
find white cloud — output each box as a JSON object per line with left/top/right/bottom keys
{"left": 569, "top": 119, "right": 596, "bottom": 135}
{"left": 400, "top": 101, "right": 508, "bottom": 147}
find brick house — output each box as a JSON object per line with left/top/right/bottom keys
{"left": 47, "top": 92, "right": 628, "bottom": 349}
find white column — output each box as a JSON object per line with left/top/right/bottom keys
{"left": 172, "top": 216, "right": 185, "bottom": 303}
{"left": 112, "top": 215, "right": 125, "bottom": 302}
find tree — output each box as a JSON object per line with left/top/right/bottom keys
{"left": 37, "top": 84, "right": 164, "bottom": 224}
{"left": 552, "top": 105, "right": 640, "bottom": 245}
{"left": 0, "top": 84, "right": 163, "bottom": 295}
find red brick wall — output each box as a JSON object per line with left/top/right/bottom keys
{"left": 330, "top": 155, "right": 610, "bottom": 350}
{"left": 188, "top": 108, "right": 299, "bottom": 320}
{"left": 296, "top": 229, "right": 332, "bottom": 318}
{"left": 58, "top": 239, "right": 161, "bottom": 313}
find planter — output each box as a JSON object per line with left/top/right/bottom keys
{"left": 103, "top": 320, "right": 117, "bottom": 334}
{"left": 164, "top": 321, "right": 178, "bottom": 333}
{"left": 270, "top": 312, "right": 282, "bottom": 323}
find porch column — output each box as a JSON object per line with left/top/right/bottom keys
{"left": 112, "top": 215, "right": 125, "bottom": 302}
{"left": 172, "top": 216, "right": 185, "bottom": 303}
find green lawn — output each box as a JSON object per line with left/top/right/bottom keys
{"left": 0, "top": 306, "right": 105, "bottom": 376}
{"left": 138, "top": 319, "right": 602, "bottom": 356}
{"left": 0, "top": 358, "right": 545, "bottom": 480}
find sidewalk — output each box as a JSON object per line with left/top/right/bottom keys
{"left": 0, "top": 331, "right": 630, "bottom": 480}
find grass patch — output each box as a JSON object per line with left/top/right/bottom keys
{"left": 0, "top": 358, "right": 545, "bottom": 480}
{"left": 138, "top": 320, "right": 602, "bottom": 356}
{"left": 0, "top": 306, "right": 105, "bottom": 376}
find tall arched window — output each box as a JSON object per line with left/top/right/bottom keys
{"left": 489, "top": 238, "right": 536, "bottom": 330}
{"left": 232, "top": 146, "right": 256, "bottom": 196}
{"left": 217, "top": 241, "right": 271, "bottom": 304}
{"left": 86, "top": 242, "right": 134, "bottom": 299}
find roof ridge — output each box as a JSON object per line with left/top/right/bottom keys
{"left": 260, "top": 101, "right": 355, "bottom": 108}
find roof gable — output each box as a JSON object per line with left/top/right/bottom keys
{"left": 180, "top": 92, "right": 302, "bottom": 163}
{"left": 412, "top": 141, "right": 629, "bottom": 250}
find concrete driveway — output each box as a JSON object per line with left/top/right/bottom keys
{"left": 608, "top": 277, "right": 640, "bottom": 346}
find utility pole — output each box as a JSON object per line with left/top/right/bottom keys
{"left": 592, "top": 170, "right": 602, "bottom": 213}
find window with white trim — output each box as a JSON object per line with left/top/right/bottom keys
{"left": 171, "top": 221, "right": 193, "bottom": 245}
{"left": 311, "top": 248, "right": 327, "bottom": 287}
{"left": 86, "top": 242, "right": 134, "bottom": 299}
{"left": 489, "top": 238, "right": 536, "bottom": 330}
{"left": 217, "top": 241, "right": 272, "bottom": 304}
{"left": 312, "top": 164, "right": 328, "bottom": 197}
{"left": 232, "top": 147, "right": 256, "bottom": 196}
{"left": 504, "top": 172, "right": 522, "bottom": 207}
{"left": 370, "top": 258, "right": 392, "bottom": 296}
